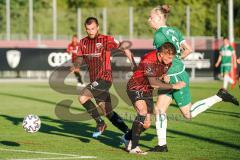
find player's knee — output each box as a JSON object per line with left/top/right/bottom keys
{"left": 136, "top": 106, "right": 147, "bottom": 116}
{"left": 78, "top": 95, "right": 91, "bottom": 104}
{"left": 139, "top": 110, "right": 147, "bottom": 116}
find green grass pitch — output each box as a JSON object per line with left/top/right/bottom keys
{"left": 0, "top": 81, "right": 239, "bottom": 160}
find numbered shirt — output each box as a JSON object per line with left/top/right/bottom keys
{"left": 77, "top": 34, "right": 120, "bottom": 82}
{"left": 153, "top": 26, "right": 185, "bottom": 57}
{"left": 219, "top": 45, "right": 234, "bottom": 65}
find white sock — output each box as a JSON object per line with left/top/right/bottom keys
{"left": 191, "top": 95, "right": 222, "bottom": 118}
{"left": 227, "top": 75, "right": 234, "bottom": 84}
{"left": 156, "top": 113, "right": 167, "bottom": 146}
{"left": 223, "top": 75, "right": 228, "bottom": 89}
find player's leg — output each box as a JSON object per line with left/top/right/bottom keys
{"left": 171, "top": 71, "right": 234, "bottom": 119}
{"left": 180, "top": 95, "right": 223, "bottom": 119}
{"left": 98, "top": 95, "right": 129, "bottom": 134}
{"left": 169, "top": 70, "right": 220, "bottom": 119}
{"left": 93, "top": 80, "right": 129, "bottom": 137}
{"left": 222, "top": 66, "right": 233, "bottom": 89}
{"left": 129, "top": 99, "right": 149, "bottom": 155}
{"left": 74, "top": 70, "right": 83, "bottom": 84}
{"left": 167, "top": 70, "right": 233, "bottom": 119}
{"left": 189, "top": 88, "right": 239, "bottom": 117}
{"left": 123, "top": 90, "right": 152, "bottom": 154}
{"left": 72, "top": 55, "right": 84, "bottom": 85}
{"left": 149, "top": 94, "right": 171, "bottom": 152}
{"left": 78, "top": 84, "right": 106, "bottom": 136}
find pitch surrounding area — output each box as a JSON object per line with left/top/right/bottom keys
{"left": 0, "top": 81, "right": 239, "bottom": 160}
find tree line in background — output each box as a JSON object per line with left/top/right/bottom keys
{"left": 0, "top": 0, "right": 239, "bottom": 40}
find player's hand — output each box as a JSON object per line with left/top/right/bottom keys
{"left": 70, "top": 66, "right": 80, "bottom": 73}
{"left": 215, "top": 63, "right": 219, "bottom": 68}
{"left": 163, "top": 75, "right": 170, "bottom": 83}
{"left": 237, "top": 58, "right": 240, "bottom": 64}
{"left": 172, "top": 81, "right": 186, "bottom": 90}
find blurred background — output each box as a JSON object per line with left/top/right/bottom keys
{"left": 0, "top": 0, "right": 239, "bottom": 82}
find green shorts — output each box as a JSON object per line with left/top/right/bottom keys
{"left": 158, "top": 71, "right": 191, "bottom": 107}
{"left": 220, "top": 65, "right": 231, "bottom": 74}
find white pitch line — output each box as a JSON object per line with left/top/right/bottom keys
{"left": 0, "top": 148, "right": 96, "bottom": 159}
{"left": 7, "top": 156, "right": 96, "bottom": 160}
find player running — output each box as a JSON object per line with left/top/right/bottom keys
{"left": 67, "top": 34, "right": 84, "bottom": 87}
{"left": 215, "top": 37, "right": 237, "bottom": 89}
{"left": 148, "top": 6, "right": 239, "bottom": 152}
{"left": 148, "top": 5, "right": 191, "bottom": 152}
{"left": 73, "top": 17, "right": 136, "bottom": 138}
{"left": 123, "top": 42, "right": 185, "bottom": 155}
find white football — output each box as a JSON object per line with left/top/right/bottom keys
{"left": 22, "top": 114, "right": 41, "bottom": 133}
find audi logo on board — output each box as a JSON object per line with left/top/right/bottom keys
{"left": 48, "top": 52, "right": 72, "bottom": 67}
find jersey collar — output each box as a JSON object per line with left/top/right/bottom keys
{"left": 156, "top": 25, "right": 168, "bottom": 30}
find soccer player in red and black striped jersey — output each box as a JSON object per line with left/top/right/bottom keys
{"left": 74, "top": 17, "right": 136, "bottom": 138}
{"left": 67, "top": 34, "right": 83, "bottom": 86}
{"left": 123, "top": 42, "right": 185, "bottom": 154}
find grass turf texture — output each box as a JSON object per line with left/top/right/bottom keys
{"left": 0, "top": 81, "right": 239, "bottom": 160}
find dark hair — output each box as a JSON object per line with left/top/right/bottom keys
{"left": 84, "top": 17, "right": 99, "bottom": 26}
{"left": 72, "top": 34, "right": 77, "bottom": 38}
{"left": 157, "top": 42, "right": 176, "bottom": 55}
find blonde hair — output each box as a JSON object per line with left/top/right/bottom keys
{"left": 151, "top": 5, "right": 170, "bottom": 19}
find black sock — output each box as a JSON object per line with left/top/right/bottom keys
{"left": 74, "top": 72, "right": 83, "bottom": 84}
{"left": 82, "top": 100, "right": 103, "bottom": 124}
{"left": 131, "top": 115, "right": 146, "bottom": 149}
{"left": 124, "top": 129, "right": 132, "bottom": 140}
{"left": 107, "top": 111, "right": 129, "bottom": 133}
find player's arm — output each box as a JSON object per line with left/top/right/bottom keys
{"left": 113, "top": 38, "right": 137, "bottom": 71}
{"left": 180, "top": 41, "right": 192, "bottom": 59}
{"left": 66, "top": 44, "right": 72, "bottom": 55}
{"left": 215, "top": 54, "right": 222, "bottom": 67}
{"left": 71, "top": 56, "right": 84, "bottom": 73}
{"left": 122, "top": 49, "right": 137, "bottom": 71}
{"left": 148, "top": 77, "right": 185, "bottom": 90}
{"left": 72, "top": 40, "right": 84, "bottom": 72}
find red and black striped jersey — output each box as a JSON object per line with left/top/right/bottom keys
{"left": 67, "top": 42, "right": 79, "bottom": 55}
{"left": 67, "top": 42, "right": 79, "bottom": 62}
{"left": 127, "top": 50, "right": 171, "bottom": 93}
{"left": 77, "top": 34, "right": 119, "bottom": 82}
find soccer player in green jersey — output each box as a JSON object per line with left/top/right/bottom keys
{"left": 149, "top": 5, "right": 192, "bottom": 59}
{"left": 148, "top": 5, "right": 239, "bottom": 152}
{"left": 215, "top": 37, "right": 237, "bottom": 89}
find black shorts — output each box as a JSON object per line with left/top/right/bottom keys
{"left": 86, "top": 79, "right": 112, "bottom": 103}
{"left": 127, "top": 90, "right": 154, "bottom": 113}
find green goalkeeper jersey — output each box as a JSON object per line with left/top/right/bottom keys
{"left": 153, "top": 26, "right": 185, "bottom": 57}
{"left": 219, "top": 45, "right": 234, "bottom": 65}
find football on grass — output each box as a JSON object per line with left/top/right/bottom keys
{"left": 22, "top": 114, "right": 41, "bottom": 133}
